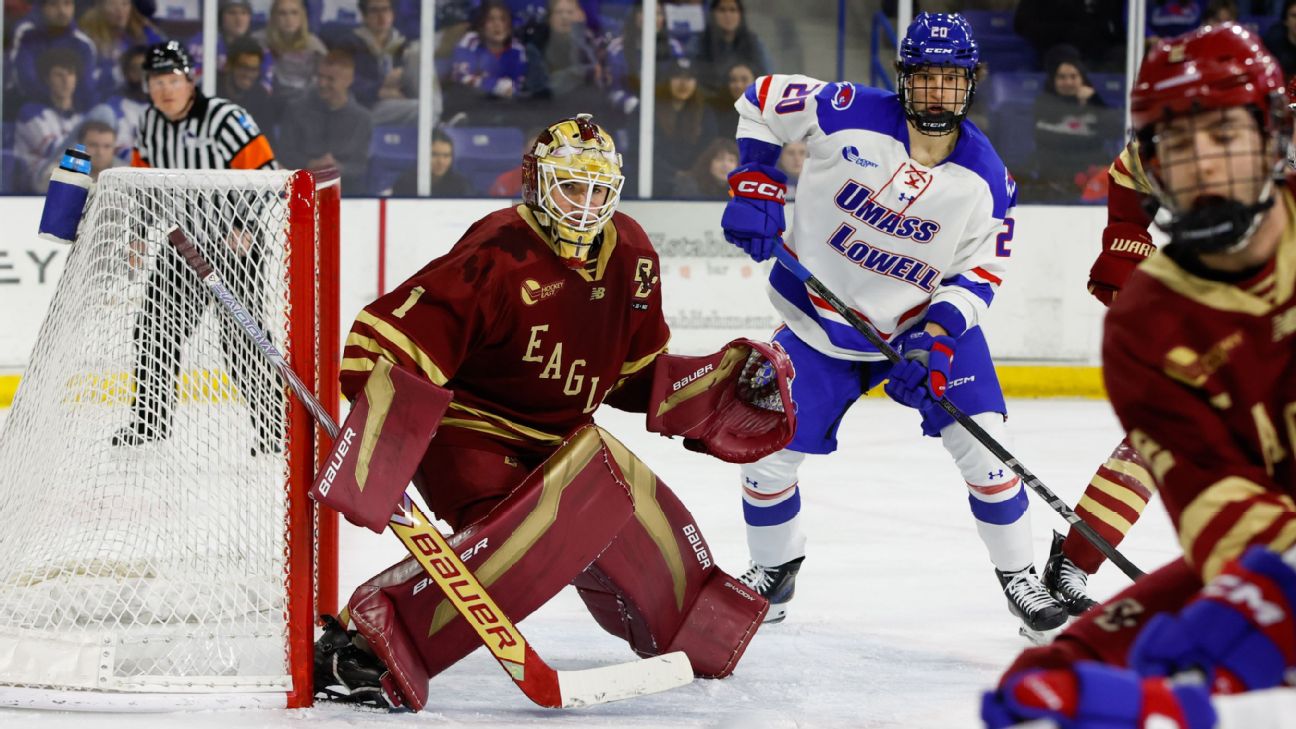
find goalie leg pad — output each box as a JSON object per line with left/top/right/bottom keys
{"left": 345, "top": 426, "right": 636, "bottom": 709}
{"left": 573, "top": 431, "right": 768, "bottom": 678}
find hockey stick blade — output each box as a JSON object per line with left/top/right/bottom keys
{"left": 166, "top": 227, "right": 694, "bottom": 708}
{"left": 770, "top": 246, "right": 1146, "bottom": 581}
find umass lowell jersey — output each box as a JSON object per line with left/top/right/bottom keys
{"left": 736, "top": 75, "right": 1016, "bottom": 361}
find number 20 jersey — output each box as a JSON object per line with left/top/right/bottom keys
{"left": 735, "top": 75, "right": 1017, "bottom": 361}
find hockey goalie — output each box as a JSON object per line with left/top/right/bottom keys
{"left": 311, "top": 114, "right": 797, "bottom": 710}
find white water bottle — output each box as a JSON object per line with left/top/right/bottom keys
{"left": 38, "top": 144, "right": 93, "bottom": 245}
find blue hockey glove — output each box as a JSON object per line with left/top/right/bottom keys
{"left": 1130, "top": 545, "right": 1296, "bottom": 694}
{"left": 884, "top": 329, "right": 956, "bottom": 409}
{"left": 721, "top": 163, "right": 787, "bottom": 262}
{"left": 981, "top": 662, "right": 1215, "bottom": 729}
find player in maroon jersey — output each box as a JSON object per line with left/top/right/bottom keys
{"left": 309, "top": 113, "right": 798, "bottom": 711}
{"left": 982, "top": 23, "right": 1296, "bottom": 728}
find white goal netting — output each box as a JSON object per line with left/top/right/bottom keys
{"left": 0, "top": 168, "right": 316, "bottom": 700}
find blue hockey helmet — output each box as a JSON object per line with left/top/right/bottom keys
{"left": 897, "top": 12, "right": 980, "bottom": 136}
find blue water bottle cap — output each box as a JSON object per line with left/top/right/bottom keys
{"left": 60, "top": 144, "right": 92, "bottom": 175}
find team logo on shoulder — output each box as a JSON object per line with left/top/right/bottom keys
{"left": 830, "top": 82, "right": 855, "bottom": 111}
{"left": 841, "top": 146, "right": 879, "bottom": 170}
{"left": 521, "top": 278, "right": 564, "bottom": 305}
{"left": 631, "top": 257, "right": 657, "bottom": 309}
{"left": 235, "top": 112, "right": 259, "bottom": 135}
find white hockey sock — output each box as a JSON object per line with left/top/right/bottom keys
{"left": 941, "top": 414, "right": 1034, "bottom": 573}
{"left": 740, "top": 449, "right": 807, "bottom": 567}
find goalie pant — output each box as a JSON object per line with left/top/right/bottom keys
{"left": 343, "top": 425, "right": 769, "bottom": 711}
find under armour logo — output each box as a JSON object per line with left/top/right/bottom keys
{"left": 988, "top": 469, "right": 1004, "bottom": 480}
{"left": 744, "top": 477, "right": 759, "bottom": 488}
{"left": 898, "top": 192, "right": 917, "bottom": 202}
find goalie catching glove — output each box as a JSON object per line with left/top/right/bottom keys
{"left": 646, "top": 338, "right": 796, "bottom": 464}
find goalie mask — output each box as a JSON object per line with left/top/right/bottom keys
{"left": 1130, "top": 23, "right": 1292, "bottom": 255}
{"left": 896, "top": 12, "right": 980, "bottom": 137}
{"left": 521, "top": 114, "right": 625, "bottom": 269}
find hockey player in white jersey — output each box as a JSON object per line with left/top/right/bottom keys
{"left": 722, "top": 12, "right": 1068, "bottom": 634}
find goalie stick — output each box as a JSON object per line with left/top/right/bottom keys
{"left": 771, "top": 247, "right": 1146, "bottom": 582}
{"left": 165, "top": 227, "right": 693, "bottom": 709}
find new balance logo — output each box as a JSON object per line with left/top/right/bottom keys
{"left": 590, "top": 287, "right": 606, "bottom": 300}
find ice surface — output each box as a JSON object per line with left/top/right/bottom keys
{"left": 0, "top": 398, "right": 1182, "bottom": 728}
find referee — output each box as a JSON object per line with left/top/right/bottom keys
{"left": 114, "top": 40, "right": 280, "bottom": 453}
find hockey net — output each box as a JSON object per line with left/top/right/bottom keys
{"left": 0, "top": 168, "right": 339, "bottom": 709}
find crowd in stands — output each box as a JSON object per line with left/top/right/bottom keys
{"left": 3, "top": 1, "right": 1295, "bottom": 201}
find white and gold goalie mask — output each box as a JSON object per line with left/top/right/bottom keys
{"left": 521, "top": 113, "right": 625, "bottom": 268}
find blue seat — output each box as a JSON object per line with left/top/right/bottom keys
{"left": 983, "top": 72, "right": 1044, "bottom": 112}
{"left": 1089, "top": 73, "right": 1127, "bottom": 109}
{"left": 368, "top": 125, "right": 417, "bottom": 195}
{"left": 443, "top": 126, "right": 526, "bottom": 195}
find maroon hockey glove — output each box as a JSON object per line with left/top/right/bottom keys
{"left": 1088, "top": 223, "right": 1156, "bottom": 307}
{"left": 646, "top": 338, "right": 795, "bottom": 463}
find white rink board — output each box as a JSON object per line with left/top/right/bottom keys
{"left": 1, "top": 197, "right": 1115, "bottom": 369}
{"left": 0, "top": 399, "right": 1185, "bottom": 728}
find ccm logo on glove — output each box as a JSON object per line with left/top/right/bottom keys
{"left": 735, "top": 179, "right": 786, "bottom": 202}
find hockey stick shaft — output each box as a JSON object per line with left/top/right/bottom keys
{"left": 771, "top": 247, "right": 1146, "bottom": 581}
{"left": 166, "top": 228, "right": 692, "bottom": 708}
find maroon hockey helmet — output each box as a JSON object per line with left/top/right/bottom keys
{"left": 1129, "top": 23, "right": 1292, "bottom": 253}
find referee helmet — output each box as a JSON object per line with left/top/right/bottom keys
{"left": 143, "top": 41, "right": 194, "bottom": 80}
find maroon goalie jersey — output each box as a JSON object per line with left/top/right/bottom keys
{"left": 1103, "top": 197, "right": 1296, "bottom": 583}
{"left": 340, "top": 205, "right": 670, "bottom": 449}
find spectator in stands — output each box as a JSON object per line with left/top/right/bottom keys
{"left": 218, "top": 37, "right": 279, "bottom": 146}
{"left": 694, "top": 0, "right": 770, "bottom": 96}
{"left": 1205, "top": 0, "right": 1240, "bottom": 24}
{"left": 253, "top": 0, "right": 326, "bottom": 103}
{"left": 15, "top": 47, "right": 86, "bottom": 192}
{"left": 276, "top": 49, "right": 373, "bottom": 195}
{"left": 1014, "top": 0, "right": 1125, "bottom": 72}
{"left": 707, "top": 61, "right": 754, "bottom": 140}
{"left": 79, "top": 0, "right": 163, "bottom": 100}
{"left": 78, "top": 117, "right": 124, "bottom": 179}
{"left": 653, "top": 57, "right": 714, "bottom": 197}
{"left": 391, "top": 128, "right": 475, "bottom": 196}
{"left": 605, "top": 3, "right": 686, "bottom": 117}
{"left": 87, "top": 44, "right": 148, "bottom": 164}
{"left": 1146, "top": 0, "right": 1204, "bottom": 47}
{"left": 338, "top": 0, "right": 411, "bottom": 111}
{"left": 778, "top": 140, "right": 806, "bottom": 201}
{"left": 1263, "top": 0, "right": 1296, "bottom": 76}
{"left": 509, "top": 0, "right": 604, "bottom": 36}
{"left": 487, "top": 126, "right": 540, "bottom": 197}
{"left": 1030, "top": 46, "right": 1121, "bottom": 202}
{"left": 186, "top": 0, "right": 262, "bottom": 80}
{"left": 671, "top": 137, "right": 736, "bottom": 199}
{"left": 9, "top": 0, "right": 99, "bottom": 108}
{"left": 448, "top": 1, "right": 528, "bottom": 123}
{"left": 522, "top": 0, "right": 602, "bottom": 110}
{"left": 433, "top": 0, "right": 478, "bottom": 61}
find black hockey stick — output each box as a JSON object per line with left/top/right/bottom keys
{"left": 771, "top": 247, "right": 1146, "bottom": 581}
{"left": 166, "top": 227, "right": 693, "bottom": 708}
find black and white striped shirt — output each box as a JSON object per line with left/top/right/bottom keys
{"left": 132, "top": 93, "right": 277, "bottom": 171}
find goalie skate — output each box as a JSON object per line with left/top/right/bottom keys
{"left": 739, "top": 556, "right": 804, "bottom": 624}
{"left": 314, "top": 615, "right": 403, "bottom": 711}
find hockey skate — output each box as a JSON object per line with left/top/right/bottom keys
{"left": 110, "top": 416, "right": 168, "bottom": 447}
{"left": 1042, "top": 530, "right": 1099, "bottom": 616}
{"left": 996, "top": 565, "right": 1068, "bottom": 644}
{"left": 739, "top": 556, "right": 804, "bottom": 624}
{"left": 314, "top": 615, "right": 404, "bottom": 711}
